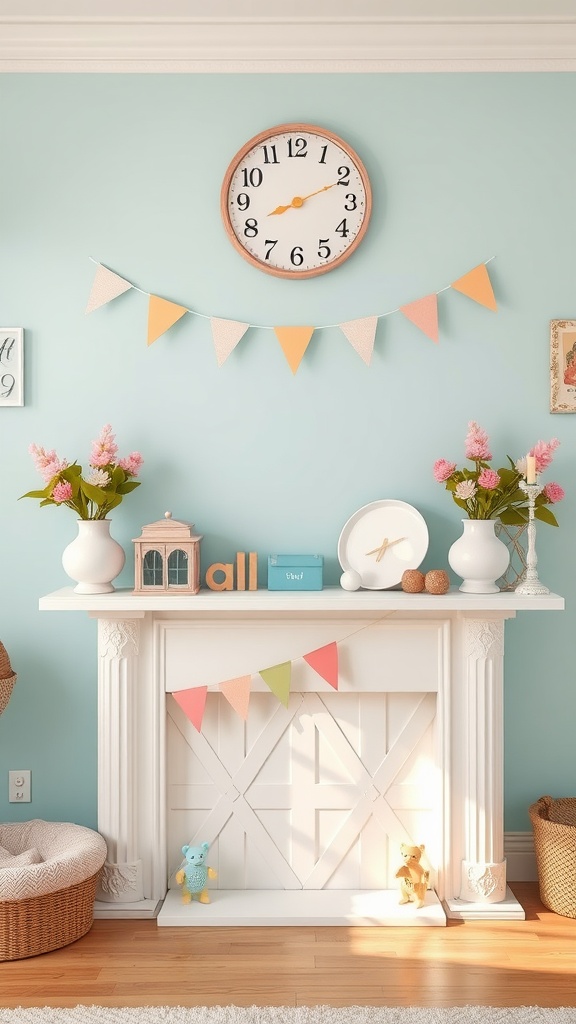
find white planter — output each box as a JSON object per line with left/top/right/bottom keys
{"left": 62, "top": 519, "right": 126, "bottom": 594}
{"left": 448, "top": 519, "right": 510, "bottom": 595}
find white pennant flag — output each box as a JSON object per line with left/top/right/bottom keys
{"left": 339, "top": 315, "right": 378, "bottom": 365}
{"left": 86, "top": 263, "right": 132, "bottom": 314}
{"left": 210, "top": 317, "right": 250, "bottom": 367}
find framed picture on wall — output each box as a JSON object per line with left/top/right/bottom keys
{"left": 550, "top": 319, "right": 576, "bottom": 413}
{"left": 0, "top": 328, "right": 24, "bottom": 407}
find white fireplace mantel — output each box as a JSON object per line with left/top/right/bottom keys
{"left": 40, "top": 585, "right": 564, "bottom": 926}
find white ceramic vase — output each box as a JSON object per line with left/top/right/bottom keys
{"left": 62, "top": 519, "right": 126, "bottom": 594}
{"left": 448, "top": 519, "right": 510, "bottom": 595}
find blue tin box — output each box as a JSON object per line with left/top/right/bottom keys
{"left": 267, "top": 554, "right": 324, "bottom": 591}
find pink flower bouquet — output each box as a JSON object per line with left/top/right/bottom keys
{"left": 434, "top": 422, "right": 564, "bottom": 526}
{"left": 21, "top": 424, "right": 143, "bottom": 520}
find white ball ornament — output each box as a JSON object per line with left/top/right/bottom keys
{"left": 340, "top": 569, "right": 362, "bottom": 591}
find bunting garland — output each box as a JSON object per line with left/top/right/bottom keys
{"left": 85, "top": 255, "right": 497, "bottom": 372}
{"left": 170, "top": 619, "right": 389, "bottom": 733}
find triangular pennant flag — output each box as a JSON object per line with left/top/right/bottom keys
{"left": 147, "top": 295, "right": 188, "bottom": 346}
{"left": 273, "top": 326, "right": 314, "bottom": 374}
{"left": 172, "top": 686, "right": 207, "bottom": 732}
{"left": 339, "top": 316, "right": 378, "bottom": 365}
{"left": 451, "top": 263, "right": 497, "bottom": 311}
{"left": 303, "top": 642, "right": 339, "bottom": 690}
{"left": 400, "top": 294, "right": 439, "bottom": 343}
{"left": 259, "top": 662, "right": 291, "bottom": 707}
{"left": 220, "top": 675, "right": 251, "bottom": 720}
{"left": 86, "top": 263, "right": 132, "bottom": 314}
{"left": 210, "top": 318, "right": 250, "bottom": 367}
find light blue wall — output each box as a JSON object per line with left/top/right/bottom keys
{"left": 0, "top": 73, "right": 573, "bottom": 833}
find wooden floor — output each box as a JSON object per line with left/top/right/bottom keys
{"left": 1, "top": 884, "right": 576, "bottom": 1009}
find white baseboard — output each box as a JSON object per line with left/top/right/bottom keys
{"left": 505, "top": 831, "right": 538, "bottom": 881}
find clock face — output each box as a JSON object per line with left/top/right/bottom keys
{"left": 338, "top": 500, "right": 429, "bottom": 590}
{"left": 221, "top": 124, "right": 372, "bottom": 279}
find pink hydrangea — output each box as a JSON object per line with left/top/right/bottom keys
{"left": 90, "top": 424, "right": 119, "bottom": 468}
{"left": 464, "top": 421, "right": 492, "bottom": 462}
{"left": 433, "top": 459, "right": 457, "bottom": 482}
{"left": 118, "top": 452, "right": 144, "bottom": 477}
{"left": 51, "top": 480, "right": 73, "bottom": 503}
{"left": 530, "top": 438, "right": 560, "bottom": 474}
{"left": 455, "top": 480, "right": 477, "bottom": 500}
{"left": 543, "top": 482, "right": 565, "bottom": 504}
{"left": 478, "top": 468, "right": 500, "bottom": 490}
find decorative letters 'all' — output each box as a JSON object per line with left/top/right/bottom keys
{"left": 205, "top": 552, "right": 258, "bottom": 591}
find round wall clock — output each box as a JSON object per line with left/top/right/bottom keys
{"left": 338, "top": 500, "right": 429, "bottom": 591}
{"left": 220, "top": 123, "right": 372, "bottom": 279}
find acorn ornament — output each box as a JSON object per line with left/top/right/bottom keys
{"left": 424, "top": 569, "right": 450, "bottom": 595}
{"left": 401, "top": 569, "right": 426, "bottom": 593}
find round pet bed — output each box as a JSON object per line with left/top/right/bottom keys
{"left": 0, "top": 818, "right": 108, "bottom": 960}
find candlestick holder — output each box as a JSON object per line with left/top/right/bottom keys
{"left": 515, "top": 481, "right": 550, "bottom": 595}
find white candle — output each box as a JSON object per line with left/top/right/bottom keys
{"left": 526, "top": 455, "right": 537, "bottom": 484}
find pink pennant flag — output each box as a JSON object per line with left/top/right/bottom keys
{"left": 86, "top": 263, "right": 132, "bottom": 313}
{"left": 400, "top": 294, "right": 439, "bottom": 343}
{"left": 220, "top": 675, "right": 251, "bottom": 720}
{"left": 210, "top": 318, "right": 250, "bottom": 367}
{"left": 339, "top": 316, "right": 378, "bottom": 365}
{"left": 303, "top": 642, "right": 339, "bottom": 690}
{"left": 172, "top": 686, "right": 208, "bottom": 732}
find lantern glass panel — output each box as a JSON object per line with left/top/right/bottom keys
{"left": 168, "top": 549, "right": 189, "bottom": 586}
{"left": 143, "top": 549, "right": 163, "bottom": 586}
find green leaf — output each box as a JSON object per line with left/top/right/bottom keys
{"left": 115, "top": 480, "right": 140, "bottom": 495}
{"left": 498, "top": 508, "right": 528, "bottom": 526}
{"left": 19, "top": 488, "right": 49, "bottom": 500}
{"left": 80, "top": 480, "right": 109, "bottom": 506}
{"left": 535, "top": 506, "right": 559, "bottom": 527}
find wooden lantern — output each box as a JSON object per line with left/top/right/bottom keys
{"left": 133, "top": 512, "right": 202, "bottom": 595}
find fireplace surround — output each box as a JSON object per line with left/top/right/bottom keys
{"left": 39, "top": 586, "right": 563, "bottom": 926}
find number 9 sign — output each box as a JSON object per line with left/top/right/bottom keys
{"left": 0, "top": 329, "right": 24, "bottom": 407}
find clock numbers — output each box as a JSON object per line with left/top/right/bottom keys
{"left": 287, "top": 137, "right": 307, "bottom": 158}
{"left": 344, "top": 194, "right": 357, "bottom": 211}
{"left": 237, "top": 193, "right": 250, "bottom": 211}
{"left": 262, "top": 145, "right": 279, "bottom": 164}
{"left": 318, "top": 239, "right": 331, "bottom": 260}
{"left": 335, "top": 219, "right": 349, "bottom": 238}
{"left": 243, "top": 219, "right": 258, "bottom": 238}
{"left": 337, "top": 166, "right": 351, "bottom": 186}
{"left": 318, "top": 145, "right": 328, "bottom": 164}
{"left": 290, "top": 246, "right": 304, "bottom": 267}
{"left": 264, "top": 239, "right": 278, "bottom": 260}
{"left": 241, "top": 167, "right": 263, "bottom": 188}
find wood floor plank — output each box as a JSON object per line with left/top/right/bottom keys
{"left": 1, "top": 884, "right": 576, "bottom": 1009}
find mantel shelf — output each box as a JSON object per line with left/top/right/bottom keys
{"left": 39, "top": 585, "right": 565, "bottom": 615}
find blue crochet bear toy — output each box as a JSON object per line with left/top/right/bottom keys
{"left": 175, "top": 841, "right": 217, "bottom": 905}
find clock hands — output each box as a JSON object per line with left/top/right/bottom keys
{"left": 268, "top": 182, "right": 338, "bottom": 216}
{"left": 365, "top": 537, "right": 407, "bottom": 563}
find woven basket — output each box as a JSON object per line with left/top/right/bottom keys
{"left": 0, "top": 868, "right": 102, "bottom": 961}
{"left": 529, "top": 795, "right": 576, "bottom": 919}
{"left": 0, "top": 640, "right": 17, "bottom": 717}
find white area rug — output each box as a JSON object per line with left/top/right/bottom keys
{"left": 1, "top": 1008, "right": 576, "bottom": 1024}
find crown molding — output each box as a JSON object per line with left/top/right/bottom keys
{"left": 2, "top": 13, "right": 576, "bottom": 71}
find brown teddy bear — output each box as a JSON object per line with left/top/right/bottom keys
{"left": 395, "top": 842, "right": 429, "bottom": 909}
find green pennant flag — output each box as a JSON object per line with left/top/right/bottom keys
{"left": 259, "top": 662, "right": 291, "bottom": 707}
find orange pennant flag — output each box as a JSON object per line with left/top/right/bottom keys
{"left": 147, "top": 295, "right": 188, "bottom": 346}
{"left": 220, "top": 675, "right": 251, "bottom": 720}
{"left": 259, "top": 662, "right": 291, "bottom": 707}
{"left": 303, "top": 642, "right": 339, "bottom": 690}
{"left": 172, "top": 686, "right": 207, "bottom": 732}
{"left": 400, "top": 294, "right": 439, "bottom": 343}
{"left": 273, "top": 326, "right": 314, "bottom": 374}
{"left": 86, "top": 263, "right": 132, "bottom": 313}
{"left": 339, "top": 316, "right": 378, "bottom": 365}
{"left": 451, "top": 264, "right": 497, "bottom": 312}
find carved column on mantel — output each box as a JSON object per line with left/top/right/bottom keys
{"left": 446, "top": 612, "right": 521, "bottom": 920}
{"left": 94, "top": 614, "right": 157, "bottom": 916}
